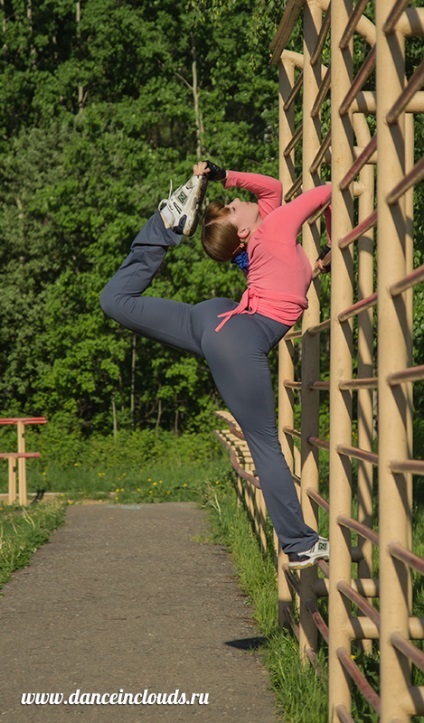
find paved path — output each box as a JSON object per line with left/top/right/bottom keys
{"left": 0, "top": 503, "right": 280, "bottom": 722}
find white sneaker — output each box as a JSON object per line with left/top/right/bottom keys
{"left": 287, "top": 536, "right": 330, "bottom": 570}
{"left": 158, "top": 174, "right": 208, "bottom": 236}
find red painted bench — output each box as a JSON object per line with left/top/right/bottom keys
{"left": 0, "top": 418, "right": 47, "bottom": 505}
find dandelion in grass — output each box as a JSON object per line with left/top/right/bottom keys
{"left": 147, "top": 477, "right": 152, "bottom": 482}
{"left": 215, "top": 480, "right": 220, "bottom": 485}
{"left": 153, "top": 482, "right": 157, "bottom": 487}
{"left": 137, "top": 488, "right": 141, "bottom": 492}
{"left": 159, "top": 480, "right": 163, "bottom": 485}
{"left": 149, "top": 490, "right": 153, "bottom": 495}
{"left": 74, "top": 463, "right": 79, "bottom": 467}
{"left": 183, "top": 483, "right": 188, "bottom": 488}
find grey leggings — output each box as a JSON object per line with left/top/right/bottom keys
{"left": 100, "top": 212, "right": 318, "bottom": 554}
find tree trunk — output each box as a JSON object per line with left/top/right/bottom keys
{"left": 155, "top": 397, "right": 162, "bottom": 435}
{"left": 1, "top": 0, "right": 7, "bottom": 52}
{"left": 130, "top": 334, "right": 136, "bottom": 431}
{"left": 112, "top": 396, "right": 118, "bottom": 439}
{"left": 191, "top": 43, "right": 204, "bottom": 160}
{"left": 76, "top": 0, "right": 84, "bottom": 109}
{"left": 27, "top": 0, "right": 37, "bottom": 66}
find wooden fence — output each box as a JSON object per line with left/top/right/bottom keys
{"left": 216, "top": 1, "right": 424, "bottom": 720}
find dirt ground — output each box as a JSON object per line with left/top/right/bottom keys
{"left": 0, "top": 502, "right": 280, "bottom": 722}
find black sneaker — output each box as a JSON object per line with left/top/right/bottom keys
{"left": 158, "top": 174, "right": 208, "bottom": 236}
{"left": 288, "top": 537, "right": 330, "bottom": 570}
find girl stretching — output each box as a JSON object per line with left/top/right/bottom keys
{"left": 100, "top": 161, "right": 331, "bottom": 569}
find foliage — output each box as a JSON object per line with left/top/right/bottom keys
{"left": 0, "top": 500, "right": 67, "bottom": 589}
{"left": 0, "top": 0, "right": 422, "bottom": 448}
{"left": 0, "top": 421, "right": 227, "bottom": 497}
{"left": 0, "top": 0, "right": 281, "bottom": 435}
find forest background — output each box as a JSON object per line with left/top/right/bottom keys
{"left": 0, "top": 0, "right": 422, "bottom": 478}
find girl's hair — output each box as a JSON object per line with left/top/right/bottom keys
{"left": 201, "top": 201, "right": 240, "bottom": 262}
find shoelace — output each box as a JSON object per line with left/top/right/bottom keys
{"left": 158, "top": 180, "right": 173, "bottom": 211}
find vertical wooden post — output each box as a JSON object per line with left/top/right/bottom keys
{"left": 376, "top": 3, "right": 411, "bottom": 719}
{"left": 255, "top": 487, "right": 267, "bottom": 553}
{"left": 328, "top": 0, "right": 354, "bottom": 718}
{"left": 278, "top": 58, "right": 296, "bottom": 475}
{"left": 354, "top": 113, "right": 375, "bottom": 654}
{"left": 298, "top": 0, "right": 324, "bottom": 662}
{"left": 8, "top": 457, "right": 17, "bottom": 504}
{"left": 277, "top": 56, "right": 298, "bottom": 627}
{"left": 17, "top": 421, "right": 27, "bottom": 506}
{"left": 404, "top": 111, "right": 414, "bottom": 567}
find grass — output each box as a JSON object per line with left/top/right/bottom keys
{"left": 200, "top": 469, "right": 424, "bottom": 723}
{"left": 0, "top": 459, "right": 231, "bottom": 504}
{"left": 0, "top": 430, "right": 422, "bottom": 722}
{"left": 200, "top": 472, "right": 329, "bottom": 722}
{"left": 0, "top": 427, "right": 230, "bottom": 504}
{"left": 0, "top": 499, "right": 67, "bottom": 590}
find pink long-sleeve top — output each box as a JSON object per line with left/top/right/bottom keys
{"left": 215, "top": 171, "right": 332, "bottom": 332}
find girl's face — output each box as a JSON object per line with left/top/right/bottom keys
{"left": 225, "top": 198, "right": 261, "bottom": 238}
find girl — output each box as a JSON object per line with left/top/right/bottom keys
{"left": 100, "top": 161, "right": 331, "bottom": 569}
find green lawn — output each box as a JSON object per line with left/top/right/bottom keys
{"left": 0, "top": 438, "right": 422, "bottom": 723}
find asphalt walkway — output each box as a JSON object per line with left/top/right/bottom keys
{"left": 0, "top": 502, "right": 280, "bottom": 722}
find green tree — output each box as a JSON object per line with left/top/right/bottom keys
{"left": 0, "top": 0, "right": 284, "bottom": 436}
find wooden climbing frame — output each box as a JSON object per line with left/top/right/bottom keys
{"left": 217, "top": 1, "right": 424, "bottom": 720}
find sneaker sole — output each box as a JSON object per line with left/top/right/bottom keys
{"left": 287, "top": 554, "right": 329, "bottom": 571}
{"left": 179, "top": 175, "right": 208, "bottom": 237}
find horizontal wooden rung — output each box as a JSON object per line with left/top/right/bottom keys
{"left": 0, "top": 452, "right": 40, "bottom": 459}
{"left": 0, "top": 417, "right": 47, "bottom": 425}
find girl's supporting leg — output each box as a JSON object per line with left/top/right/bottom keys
{"left": 196, "top": 309, "right": 318, "bottom": 554}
